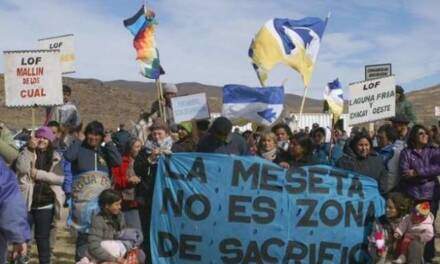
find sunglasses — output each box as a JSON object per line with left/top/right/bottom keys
{"left": 418, "top": 131, "right": 428, "bottom": 136}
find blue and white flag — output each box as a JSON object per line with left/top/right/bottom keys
{"left": 222, "top": 84, "right": 284, "bottom": 125}
{"left": 323, "top": 78, "right": 344, "bottom": 120}
{"left": 249, "top": 16, "right": 328, "bottom": 87}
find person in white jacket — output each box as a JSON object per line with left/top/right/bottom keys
{"left": 15, "top": 126, "right": 65, "bottom": 264}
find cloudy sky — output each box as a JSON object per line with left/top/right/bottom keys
{"left": 1, "top": 0, "right": 439, "bottom": 99}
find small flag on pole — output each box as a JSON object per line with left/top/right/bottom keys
{"left": 249, "top": 16, "right": 328, "bottom": 87}
{"left": 124, "top": 6, "right": 164, "bottom": 79}
{"left": 323, "top": 78, "right": 344, "bottom": 121}
{"left": 222, "top": 84, "right": 284, "bottom": 126}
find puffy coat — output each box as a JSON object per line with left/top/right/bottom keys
{"left": 399, "top": 146, "right": 440, "bottom": 200}
{"left": 0, "top": 158, "right": 31, "bottom": 263}
{"left": 15, "top": 148, "right": 65, "bottom": 219}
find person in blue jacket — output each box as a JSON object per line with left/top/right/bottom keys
{"left": 0, "top": 157, "right": 31, "bottom": 263}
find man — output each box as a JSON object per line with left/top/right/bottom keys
{"left": 197, "top": 117, "right": 249, "bottom": 155}
{"left": 271, "top": 123, "right": 292, "bottom": 152}
{"left": 395, "top": 85, "right": 416, "bottom": 124}
{"left": 375, "top": 124, "right": 404, "bottom": 193}
{"left": 390, "top": 114, "right": 411, "bottom": 142}
{"left": 46, "top": 85, "right": 81, "bottom": 130}
{"left": 150, "top": 83, "right": 178, "bottom": 125}
{"left": 311, "top": 127, "right": 331, "bottom": 164}
{"left": 64, "top": 121, "right": 122, "bottom": 261}
{"left": 0, "top": 158, "right": 30, "bottom": 263}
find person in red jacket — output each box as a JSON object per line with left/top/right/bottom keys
{"left": 111, "top": 138, "right": 143, "bottom": 230}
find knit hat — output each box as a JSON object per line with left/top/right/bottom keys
{"left": 163, "top": 83, "right": 178, "bottom": 94}
{"left": 35, "top": 126, "right": 56, "bottom": 142}
{"left": 178, "top": 122, "right": 192, "bottom": 134}
{"left": 395, "top": 85, "right": 404, "bottom": 95}
{"left": 415, "top": 202, "right": 430, "bottom": 216}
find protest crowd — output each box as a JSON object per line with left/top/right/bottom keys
{"left": 1, "top": 3, "right": 440, "bottom": 264}
{"left": 0, "top": 81, "right": 439, "bottom": 264}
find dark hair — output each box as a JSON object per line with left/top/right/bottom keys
{"left": 271, "top": 123, "right": 293, "bottom": 138}
{"left": 242, "top": 130, "right": 253, "bottom": 140}
{"left": 124, "top": 137, "right": 141, "bottom": 155}
{"left": 84, "top": 121, "right": 105, "bottom": 137}
{"left": 35, "top": 142, "right": 54, "bottom": 172}
{"left": 290, "top": 133, "right": 314, "bottom": 156}
{"left": 377, "top": 124, "right": 398, "bottom": 143}
{"left": 47, "top": 120, "right": 60, "bottom": 128}
{"left": 98, "top": 189, "right": 122, "bottom": 209}
{"left": 196, "top": 119, "right": 210, "bottom": 132}
{"left": 63, "top": 85, "right": 72, "bottom": 94}
{"left": 210, "top": 117, "right": 232, "bottom": 135}
{"left": 311, "top": 127, "right": 326, "bottom": 137}
{"left": 407, "top": 124, "right": 429, "bottom": 149}
{"left": 349, "top": 132, "right": 373, "bottom": 154}
{"left": 387, "top": 192, "right": 412, "bottom": 218}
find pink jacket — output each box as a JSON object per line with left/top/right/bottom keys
{"left": 395, "top": 213, "right": 434, "bottom": 243}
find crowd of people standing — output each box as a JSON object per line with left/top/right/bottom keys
{"left": 0, "top": 84, "right": 440, "bottom": 264}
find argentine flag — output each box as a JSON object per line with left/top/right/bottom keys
{"left": 323, "top": 78, "right": 344, "bottom": 120}
{"left": 222, "top": 85, "right": 284, "bottom": 126}
{"left": 249, "top": 16, "right": 328, "bottom": 87}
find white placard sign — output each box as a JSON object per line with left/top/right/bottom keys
{"left": 348, "top": 76, "right": 396, "bottom": 125}
{"left": 435, "top": 106, "right": 440, "bottom": 117}
{"left": 3, "top": 50, "right": 63, "bottom": 107}
{"left": 38, "top": 34, "right": 75, "bottom": 74}
{"left": 171, "top": 93, "right": 210, "bottom": 123}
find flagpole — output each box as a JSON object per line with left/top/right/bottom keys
{"left": 299, "top": 85, "right": 308, "bottom": 123}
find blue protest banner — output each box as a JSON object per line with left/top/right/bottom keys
{"left": 151, "top": 153, "right": 385, "bottom": 263}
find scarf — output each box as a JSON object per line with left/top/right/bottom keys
{"left": 145, "top": 136, "right": 173, "bottom": 155}
{"left": 260, "top": 148, "right": 277, "bottom": 161}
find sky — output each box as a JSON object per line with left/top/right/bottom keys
{"left": 0, "top": 0, "right": 439, "bottom": 99}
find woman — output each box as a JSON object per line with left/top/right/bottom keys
{"left": 111, "top": 138, "right": 143, "bottom": 231}
{"left": 15, "top": 126, "right": 65, "bottom": 264}
{"left": 257, "top": 131, "right": 288, "bottom": 165}
{"left": 285, "top": 133, "right": 317, "bottom": 169}
{"left": 171, "top": 122, "right": 196, "bottom": 153}
{"left": 400, "top": 125, "right": 440, "bottom": 202}
{"left": 400, "top": 125, "right": 440, "bottom": 264}
{"left": 134, "top": 118, "right": 173, "bottom": 263}
{"left": 336, "top": 133, "right": 387, "bottom": 194}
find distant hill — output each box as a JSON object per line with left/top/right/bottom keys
{"left": 0, "top": 74, "right": 438, "bottom": 129}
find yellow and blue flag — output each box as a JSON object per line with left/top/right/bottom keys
{"left": 249, "top": 16, "right": 328, "bottom": 87}
{"left": 124, "top": 6, "right": 164, "bottom": 79}
{"left": 323, "top": 78, "right": 344, "bottom": 120}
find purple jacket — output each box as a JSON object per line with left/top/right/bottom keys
{"left": 399, "top": 146, "right": 440, "bottom": 200}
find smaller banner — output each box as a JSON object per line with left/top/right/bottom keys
{"left": 348, "top": 76, "right": 395, "bottom": 125}
{"left": 38, "top": 34, "right": 76, "bottom": 74}
{"left": 3, "top": 50, "right": 63, "bottom": 107}
{"left": 365, "top": 63, "right": 392, "bottom": 81}
{"left": 171, "top": 93, "right": 210, "bottom": 123}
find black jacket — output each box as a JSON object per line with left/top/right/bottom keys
{"left": 336, "top": 147, "right": 387, "bottom": 194}
{"left": 197, "top": 133, "right": 249, "bottom": 155}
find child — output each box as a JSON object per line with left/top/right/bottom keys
{"left": 392, "top": 201, "right": 434, "bottom": 263}
{"left": 86, "top": 189, "right": 144, "bottom": 264}
{"left": 368, "top": 192, "right": 412, "bottom": 263}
